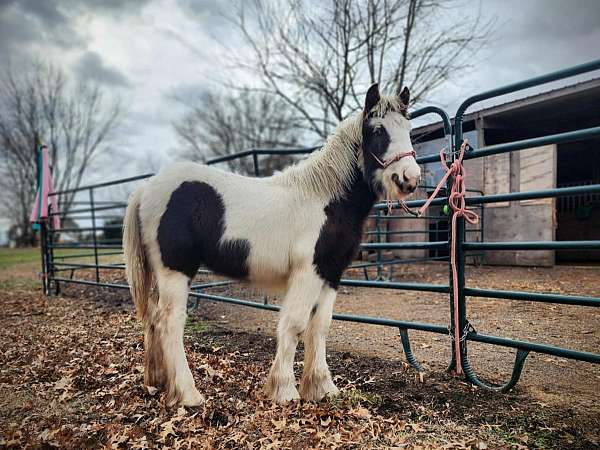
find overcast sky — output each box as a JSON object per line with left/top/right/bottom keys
{"left": 1, "top": 0, "right": 599, "bottom": 181}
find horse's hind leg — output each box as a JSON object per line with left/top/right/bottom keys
{"left": 265, "top": 268, "right": 324, "bottom": 404}
{"left": 143, "top": 288, "right": 165, "bottom": 390}
{"left": 300, "top": 285, "right": 339, "bottom": 401}
{"left": 153, "top": 269, "right": 204, "bottom": 407}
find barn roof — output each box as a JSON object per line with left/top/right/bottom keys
{"left": 413, "top": 77, "right": 600, "bottom": 137}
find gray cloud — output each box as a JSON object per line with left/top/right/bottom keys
{"left": 175, "top": 0, "right": 230, "bottom": 32}
{"left": 423, "top": 0, "right": 600, "bottom": 112}
{"left": 0, "top": 0, "right": 152, "bottom": 67}
{"left": 77, "top": 0, "right": 152, "bottom": 16}
{"left": 2, "top": 0, "right": 599, "bottom": 173}
{"left": 507, "top": 0, "right": 600, "bottom": 39}
{"left": 74, "top": 51, "right": 132, "bottom": 88}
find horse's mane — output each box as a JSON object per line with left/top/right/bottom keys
{"left": 270, "top": 113, "right": 362, "bottom": 201}
{"left": 271, "top": 95, "right": 405, "bottom": 201}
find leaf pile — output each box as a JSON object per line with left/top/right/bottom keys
{"left": 0, "top": 279, "right": 598, "bottom": 449}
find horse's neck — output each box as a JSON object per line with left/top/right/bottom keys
{"left": 331, "top": 168, "right": 378, "bottom": 222}
{"left": 274, "top": 114, "right": 363, "bottom": 202}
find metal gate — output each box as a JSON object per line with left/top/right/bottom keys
{"left": 39, "top": 59, "right": 600, "bottom": 392}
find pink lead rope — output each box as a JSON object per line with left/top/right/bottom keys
{"left": 386, "top": 140, "right": 479, "bottom": 376}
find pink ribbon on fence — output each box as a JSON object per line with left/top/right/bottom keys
{"left": 30, "top": 145, "right": 60, "bottom": 230}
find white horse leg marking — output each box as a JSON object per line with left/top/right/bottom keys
{"left": 300, "top": 285, "right": 339, "bottom": 401}
{"left": 265, "top": 268, "right": 324, "bottom": 403}
{"left": 155, "top": 270, "right": 204, "bottom": 407}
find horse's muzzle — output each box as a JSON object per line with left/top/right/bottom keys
{"left": 391, "top": 173, "right": 417, "bottom": 194}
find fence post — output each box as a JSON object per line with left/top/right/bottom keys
{"left": 449, "top": 120, "right": 468, "bottom": 375}
{"left": 89, "top": 188, "right": 100, "bottom": 283}
{"left": 252, "top": 152, "right": 260, "bottom": 177}
{"left": 375, "top": 209, "right": 383, "bottom": 280}
{"left": 45, "top": 203, "right": 59, "bottom": 296}
{"left": 33, "top": 136, "right": 51, "bottom": 296}
{"left": 39, "top": 222, "right": 49, "bottom": 295}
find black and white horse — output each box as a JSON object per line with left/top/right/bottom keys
{"left": 123, "top": 84, "right": 421, "bottom": 406}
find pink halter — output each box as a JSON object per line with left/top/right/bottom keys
{"left": 369, "top": 150, "right": 416, "bottom": 169}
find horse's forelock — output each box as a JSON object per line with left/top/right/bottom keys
{"left": 367, "top": 95, "right": 409, "bottom": 120}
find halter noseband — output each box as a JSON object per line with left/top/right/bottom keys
{"left": 369, "top": 150, "right": 416, "bottom": 169}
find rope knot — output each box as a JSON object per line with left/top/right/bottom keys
{"left": 444, "top": 143, "right": 479, "bottom": 226}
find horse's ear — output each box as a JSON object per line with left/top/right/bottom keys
{"left": 364, "top": 83, "right": 380, "bottom": 117}
{"left": 398, "top": 86, "right": 410, "bottom": 107}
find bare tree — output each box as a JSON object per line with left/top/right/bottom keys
{"left": 225, "top": 0, "right": 492, "bottom": 139}
{"left": 174, "top": 89, "right": 303, "bottom": 175}
{"left": 0, "top": 62, "right": 121, "bottom": 246}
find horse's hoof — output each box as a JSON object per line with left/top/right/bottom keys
{"left": 266, "top": 383, "right": 300, "bottom": 404}
{"left": 325, "top": 384, "right": 340, "bottom": 399}
{"left": 300, "top": 377, "right": 339, "bottom": 402}
{"left": 180, "top": 388, "right": 205, "bottom": 407}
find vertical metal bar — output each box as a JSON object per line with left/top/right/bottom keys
{"left": 375, "top": 209, "right": 383, "bottom": 280}
{"left": 252, "top": 152, "right": 260, "bottom": 177}
{"left": 35, "top": 141, "right": 50, "bottom": 296}
{"left": 455, "top": 211, "right": 467, "bottom": 358}
{"left": 40, "top": 222, "right": 49, "bottom": 296}
{"left": 445, "top": 154, "right": 457, "bottom": 372}
{"left": 46, "top": 203, "right": 58, "bottom": 295}
{"left": 89, "top": 188, "right": 100, "bottom": 283}
{"left": 452, "top": 118, "right": 467, "bottom": 373}
{"left": 479, "top": 202, "right": 485, "bottom": 264}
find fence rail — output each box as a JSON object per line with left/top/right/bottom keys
{"left": 38, "top": 59, "right": 600, "bottom": 393}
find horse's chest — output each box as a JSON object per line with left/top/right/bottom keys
{"left": 312, "top": 179, "right": 375, "bottom": 288}
{"left": 312, "top": 204, "right": 367, "bottom": 288}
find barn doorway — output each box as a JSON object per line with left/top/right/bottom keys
{"left": 427, "top": 204, "right": 449, "bottom": 260}
{"left": 556, "top": 138, "right": 600, "bottom": 263}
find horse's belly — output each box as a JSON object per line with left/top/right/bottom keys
{"left": 244, "top": 237, "right": 291, "bottom": 290}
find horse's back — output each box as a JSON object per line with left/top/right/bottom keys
{"left": 136, "top": 162, "right": 298, "bottom": 286}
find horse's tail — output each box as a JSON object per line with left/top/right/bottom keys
{"left": 123, "top": 187, "right": 153, "bottom": 323}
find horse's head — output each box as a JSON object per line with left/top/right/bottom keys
{"left": 361, "top": 83, "right": 421, "bottom": 202}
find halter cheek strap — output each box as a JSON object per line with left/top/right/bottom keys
{"left": 369, "top": 150, "right": 416, "bottom": 169}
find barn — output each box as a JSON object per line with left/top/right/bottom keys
{"left": 386, "top": 78, "right": 600, "bottom": 266}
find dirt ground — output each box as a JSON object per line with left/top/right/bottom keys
{"left": 1, "top": 258, "right": 599, "bottom": 449}
{"left": 190, "top": 263, "right": 600, "bottom": 414}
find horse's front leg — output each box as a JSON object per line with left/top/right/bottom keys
{"left": 265, "top": 267, "right": 324, "bottom": 404}
{"left": 300, "top": 285, "right": 339, "bottom": 401}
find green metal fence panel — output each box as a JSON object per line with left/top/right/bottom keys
{"left": 40, "top": 58, "right": 600, "bottom": 394}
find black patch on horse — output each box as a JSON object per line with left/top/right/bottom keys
{"left": 362, "top": 121, "right": 390, "bottom": 195}
{"left": 313, "top": 169, "right": 377, "bottom": 288}
{"left": 157, "top": 181, "right": 250, "bottom": 279}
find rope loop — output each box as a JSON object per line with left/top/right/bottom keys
{"left": 388, "top": 139, "right": 480, "bottom": 376}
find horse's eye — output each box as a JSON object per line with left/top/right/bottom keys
{"left": 373, "top": 127, "right": 383, "bottom": 135}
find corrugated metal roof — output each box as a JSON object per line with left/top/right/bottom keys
{"left": 413, "top": 77, "right": 600, "bottom": 134}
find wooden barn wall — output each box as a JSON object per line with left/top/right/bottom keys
{"left": 483, "top": 144, "right": 556, "bottom": 266}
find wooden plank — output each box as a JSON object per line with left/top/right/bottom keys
{"left": 520, "top": 144, "right": 556, "bottom": 205}
{"left": 484, "top": 153, "right": 510, "bottom": 207}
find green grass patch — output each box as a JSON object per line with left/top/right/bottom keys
{"left": 0, "top": 247, "right": 122, "bottom": 270}
{"left": 329, "top": 387, "right": 383, "bottom": 410}
{"left": 185, "top": 318, "right": 210, "bottom": 335}
{"left": 0, "top": 247, "right": 42, "bottom": 270}
{"left": 0, "top": 277, "right": 40, "bottom": 290}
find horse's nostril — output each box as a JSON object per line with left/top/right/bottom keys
{"left": 391, "top": 173, "right": 402, "bottom": 189}
{"left": 403, "top": 173, "right": 409, "bottom": 183}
